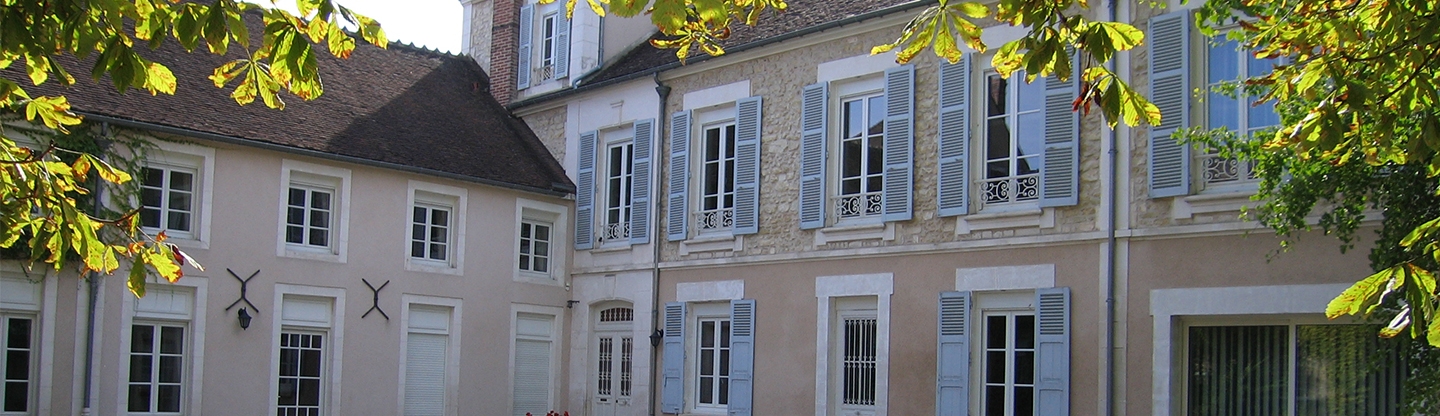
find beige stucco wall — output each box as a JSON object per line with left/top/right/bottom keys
{"left": 655, "top": 243, "right": 1102, "bottom": 416}
{"left": 15, "top": 134, "right": 575, "bottom": 415}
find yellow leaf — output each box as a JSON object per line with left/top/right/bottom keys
{"left": 951, "top": 1, "right": 988, "bottom": 18}
{"left": 144, "top": 62, "right": 177, "bottom": 95}
{"left": 1327, "top": 265, "right": 1399, "bottom": 319}
{"left": 128, "top": 262, "right": 148, "bottom": 298}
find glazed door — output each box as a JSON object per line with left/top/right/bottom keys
{"left": 591, "top": 331, "right": 634, "bottom": 416}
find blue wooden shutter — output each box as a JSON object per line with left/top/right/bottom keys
{"left": 799, "top": 83, "right": 828, "bottom": 230}
{"left": 1035, "top": 287, "right": 1071, "bottom": 416}
{"left": 1039, "top": 51, "right": 1080, "bottom": 208}
{"left": 554, "top": 13, "right": 570, "bottom": 78}
{"left": 661, "top": 302, "right": 686, "bottom": 414}
{"left": 667, "top": 111, "right": 691, "bottom": 241}
{"left": 575, "top": 130, "right": 597, "bottom": 249}
{"left": 1148, "top": 10, "right": 1192, "bottom": 198}
{"left": 630, "top": 119, "right": 655, "bottom": 244}
{"left": 937, "top": 55, "right": 972, "bottom": 217}
{"left": 936, "top": 291, "right": 971, "bottom": 416}
{"left": 728, "top": 299, "right": 756, "bottom": 416}
{"left": 733, "top": 97, "right": 763, "bottom": 235}
{"left": 516, "top": 4, "right": 534, "bottom": 90}
{"left": 882, "top": 65, "right": 916, "bottom": 221}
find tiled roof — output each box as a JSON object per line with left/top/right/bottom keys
{"left": 585, "top": 0, "right": 924, "bottom": 85}
{"left": 7, "top": 24, "right": 574, "bottom": 196}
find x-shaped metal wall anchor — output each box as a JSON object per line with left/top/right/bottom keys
{"left": 362, "top": 278, "right": 390, "bottom": 320}
{"left": 224, "top": 269, "right": 260, "bottom": 315}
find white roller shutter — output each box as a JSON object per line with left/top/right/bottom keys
{"left": 512, "top": 339, "right": 553, "bottom": 416}
{"left": 404, "top": 333, "right": 449, "bottom": 416}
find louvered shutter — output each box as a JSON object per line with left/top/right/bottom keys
{"left": 554, "top": 14, "right": 570, "bottom": 78}
{"left": 937, "top": 55, "right": 972, "bottom": 217}
{"left": 667, "top": 111, "right": 691, "bottom": 241}
{"left": 516, "top": 4, "right": 534, "bottom": 90}
{"left": 660, "top": 302, "right": 686, "bottom": 413}
{"left": 733, "top": 97, "right": 763, "bottom": 235}
{"left": 512, "top": 339, "right": 552, "bottom": 416}
{"left": 575, "top": 130, "right": 597, "bottom": 249}
{"left": 1148, "top": 11, "right": 1192, "bottom": 198}
{"left": 404, "top": 333, "right": 448, "bottom": 416}
{"left": 799, "top": 83, "right": 829, "bottom": 230}
{"left": 1035, "top": 287, "right": 1071, "bottom": 416}
{"left": 728, "top": 299, "right": 756, "bottom": 416}
{"left": 936, "top": 292, "right": 971, "bottom": 416}
{"left": 882, "top": 65, "right": 916, "bottom": 221}
{"left": 1040, "top": 51, "right": 1081, "bottom": 208}
{"left": 630, "top": 119, "right": 655, "bottom": 244}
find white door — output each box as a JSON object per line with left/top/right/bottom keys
{"left": 591, "top": 330, "right": 634, "bottom": 416}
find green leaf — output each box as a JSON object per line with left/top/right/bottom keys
{"left": 1327, "top": 265, "right": 1400, "bottom": 319}
{"left": 951, "top": 2, "right": 988, "bottom": 18}
{"left": 1094, "top": 21, "right": 1143, "bottom": 51}
{"left": 992, "top": 40, "right": 1025, "bottom": 77}
{"left": 128, "top": 262, "right": 148, "bottom": 298}
{"left": 1400, "top": 217, "right": 1440, "bottom": 248}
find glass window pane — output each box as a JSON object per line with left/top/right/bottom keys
{"left": 536, "top": 224, "right": 550, "bottom": 240}
{"left": 169, "top": 171, "right": 194, "bottom": 192}
{"left": 286, "top": 226, "right": 305, "bottom": 244}
{"left": 299, "top": 379, "right": 321, "bottom": 406}
{"left": 300, "top": 350, "right": 322, "bottom": 377}
{"left": 700, "top": 350, "right": 714, "bottom": 376}
{"left": 413, "top": 206, "right": 426, "bottom": 224}
{"left": 141, "top": 188, "right": 163, "bottom": 209}
{"left": 1017, "top": 73, "right": 1044, "bottom": 111}
{"left": 986, "top": 316, "right": 1006, "bottom": 348}
{"left": 157, "top": 385, "right": 182, "bottom": 412}
{"left": 129, "top": 355, "right": 152, "bottom": 382}
{"left": 159, "top": 356, "right": 182, "bottom": 383}
{"left": 701, "top": 322, "right": 715, "bottom": 348}
{"left": 287, "top": 208, "right": 305, "bottom": 226}
{"left": 1208, "top": 40, "right": 1240, "bottom": 83}
{"left": 844, "top": 100, "right": 864, "bottom": 139}
{"left": 6, "top": 319, "right": 29, "bottom": 347}
{"left": 535, "top": 257, "right": 548, "bottom": 272}
{"left": 1187, "top": 326, "right": 1289, "bottom": 416}
{"left": 1015, "top": 351, "right": 1035, "bottom": 385}
{"left": 699, "top": 377, "right": 713, "bottom": 404}
{"left": 984, "top": 385, "right": 1005, "bottom": 416}
{"left": 432, "top": 210, "right": 449, "bottom": 226}
{"left": 1015, "top": 386, "right": 1034, "bottom": 416}
{"left": 4, "top": 351, "right": 28, "bottom": 380}
{"left": 1295, "top": 325, "right": 1405, "bottom": 416}
{"left": 128, "top": 385, "right": 151, "bottom": 412}
{"left": 309, "top": 229, "right": 328, "bottom": 247}
{"left": 1016, "top": 112, "right": 1045, "bottom": 159}
{"left": 160, "top": 327, "right": 184, "bottom": 354}
{"left": 143, "top": 168, "right": 165, "bottom": 187}
{"left": 287, "top": 188, "right": 306, "bottom": 206}
{"left": 279, "top": 349, "right": 298, "bottom": 376}
{"left": 131, "top": 325, "right": 153, "bottom": 353}
{"left": 310, "top": 192, "right": 330, "bottom": 210}
{"left": 987, "top": 75, "right": 1007, "bottom": 116}
{"left": 1208, "top": 92, "right": 1240, "bottom": 130}
{"left": 141, "top": 207, "right": 162, "bottom": 229}
{"left": 985, "top": 351, "right": 1006, "bottom": 384}
{"left": 167, "top": 212, "right": 192, "bottom": 232}
{"left": 1016, "top": 315, "right": 1035, "bottom": 349}
{"left": 867, "top": 95, "right": 886, "bottom": 134}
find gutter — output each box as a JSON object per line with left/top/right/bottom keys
{"left": 506, "top": 0, "right": 935, "bottom": 111}
{"left": 78, "top": 112, "right": 576, "bottom": 197}
{"left": 80, "top": 122, "right": 111, "bottom": 416}
{"left": 648, "top": 73, "right": 671, "bottom": 416}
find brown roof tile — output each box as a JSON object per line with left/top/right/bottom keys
{"left": 7, "top": 23, "right": 573, "bottom": 196}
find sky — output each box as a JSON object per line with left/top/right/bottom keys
{"left": 248, "top": 0, "right": 464, "bottom": 53}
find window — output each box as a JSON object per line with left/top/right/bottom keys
{"left": 2, "top": 314, "right": 34, "bottom": 414}
{"left": 139, "top": 165, "right": 196, "bottom": 238}
{"left": 512, "top": 312, "right": 556, "bottom": 416}
{"left": 697, "top": 122, "right": 737, "bottom": 232}
{"left": 271, "top": 288, "right": 342, "bottom": 416}
{"left": 1200, "top": 38, "right": 1279, "bottom": 188}
{"left": 536, "top": 13, "right": 558, "bottom": 82}
{"left": 516, "top": 2, "right": 567, "bottom": 89}
{"left": 278, "top": 332, "right": 325, "bottom": 416}
{"left": 1184, "top": 323, "right": 1404, "bottom": 416}
{"left": 835, "top": 92, "right": 886, "bottom": 221}
{"left": 799, "top": 62, "right": 915, "bottom": 231}
{"left": 127, "top": 323, "right": 185, "bottom": 413}
{"left": 518, "top": 220, "right": 552, "bottom": 274}
{"left": 286, "top": 184, "right": 333, "bottom": 249}
{"left": 403, "top": 304, "right": 455, "bottom": 416}
{"left": 980, "top": 312, "right": 1035, "bottom": 416}
{"left": 832, "top": 297, "right": 878, "bottom": 415}
{"left": 982, "top": 72, "right": 1045, "bottom": 206}
{"left": 601, "top": 140, "right": 633, "bottom": 243}
{"left": 278, "top": 161, "right": 350, "bottom": 261}
{"left": 410, "top": 203, "right": 451, "bottom": 263}
{"left": 695, "top": 317, "right": 730, "bottom": 408}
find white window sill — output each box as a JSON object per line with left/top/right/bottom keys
{"left": 682, "top": 407, "right": 729, "bottom": 416}
{"left": 590, "top": 241, "right": 633, "bottom": 253}
{"left": 405, "top": 259, "right": 462, "bottom": 276}
{"left": 281, "top": 245, "right": 344, "bottom": 263}
{"left": 1172, "top": 188, "right": 1257, "bottom": 219}
{"left": 680, "top": 233, "right": 743, "bottom": 255}
{"left": 514, "top": 271, "right": 561, "bottom": 286}
{"left": 955, "top": 207, "right": 1054, "bottom": 235}
{"left": 814, "top": 222, "right": 895, "bottom": 246}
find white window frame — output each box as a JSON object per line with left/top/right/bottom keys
{"left": 138, "top": 142, "right": 215, "bottom": 248}
{"left": 124, "top": 321, "right": 188, "bottom": 415}
{"left": 397, "top": 296, "right": 463, "bottom": 416}
{"left": 591, "top": 301, "right": 637, "bottom": 407}
{"left": 0, "top": 312, "right": 36, "bottom": 416}
{"left": 834, "top": 299, "right": 878, "bottom": 414}
{"left": 829, "top": 77, "right": 886, "bottom": 226}
{"left": 815, "top": 273, "right": 892, "bottom": 416}
{"left": 686, "top": 303, "right": 731, "bottom": 414}
{"left": 509, "top": 305, "right": 562, "bottom": 416}
{"left": 405, "top": 181, "right": 468, "bottom": 275}
{"left": 538, "top": 12, "right": 558, "bottom": 81}
{"left": 693, "top": 107, "right": 738, "bottom": 236}
{"left": 115, "top": 278, "right": 206, "bottom": 416}
{"left": 977, "top": 305, "right": 1037, "bottom": 416}
{"left": 979, "top": 69, "right": 1045, "bottom": 209}
{"left": 0, "top": 271, "right": 55, "bottom": 416}
{"left": 598, "top": 130, "right": 634, "bottom": 246}
{"left": 269, "top": 285, "right": 346, "bottom": 416}
{"left": 276, "top": 160, "right": 351, "bottom": 263}
{"left": 514, "top": 198, "right": 568, "bottom": 285}
{"left": 1150, "top": 283, "right": 1352, "bottom": 416}
{"left": 1196, "top": 34, "right": 1280, "bottom": 193}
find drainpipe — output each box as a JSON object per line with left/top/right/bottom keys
{"left": 649, "top": 72, "right": 671, "bottom": 416}
{"left": 1102, "top": 0, "right": 1121, "bottom": 415}
{"left": 80, "top": 122, "right": 112, "bottom": 416}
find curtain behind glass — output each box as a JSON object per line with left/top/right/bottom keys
{"left": 1188, "top": 326, "right": 1289, "bottom": 416}
{"left": 1295, "top": 325, "right": 1404, "bottom": 416}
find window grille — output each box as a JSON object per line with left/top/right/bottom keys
{"left": 599, "top": 307, "right": 633, "bottom": 323}
{"left": 841, "top": 317, "right": 877, "bottom": 406}
{"left": 620, "top": 337, "right": 633, "bottom": 397}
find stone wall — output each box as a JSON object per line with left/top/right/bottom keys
{"left": 658, "top": 18, "right": 1107, "bottom": 262}
{"left": 522, "top": 106, "right": 568, "bottom": 162}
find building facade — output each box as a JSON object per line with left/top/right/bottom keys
{"left": 480, "top": 0, "right": 1401, "bottom": 415}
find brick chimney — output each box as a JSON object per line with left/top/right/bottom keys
{"left": 461, "top": 0, "right": 520, "bottom": 104}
